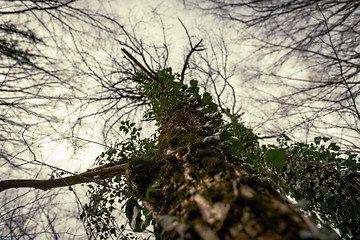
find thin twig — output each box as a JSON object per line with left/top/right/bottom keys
{"left": 121, "top": 48, "right": 157, "bottom": 80}
{"left": 1, "top": 62, "right": 18, "bottom": 87}
{"left": 317, "top": 4, "right": 360, "bottom": 122}
{"left": 180, "top": 40, "right": 205, "bottom": 83}
{"left": 18, "top": 129, "right": 128, "bottom": 192}
{"left": 178, "top": 18, "right": 193, "bottom": 48}
{"left": 178, "top": 18, "right": 205, "bottom": 82}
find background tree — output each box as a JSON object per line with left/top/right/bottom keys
{"left": 0, "top": 0, "right": 141, "bottom": 238}
{"left": 184, "top": 0, "right": 360, "bottom": 151}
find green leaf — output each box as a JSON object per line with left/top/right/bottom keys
{"left": 146, "top": 180, "right": 160, "bottom": 200}
{"left": 203, "top": 92, "right": 212, "bottom": 105}
{"left": 206, "top": 102, "right": 217, "bottom": 113}
{"left": 314, "top": 136, "right": 322, "bottom": 145}
{"left": 190, "top": 79, "right": 198, "bottom": 87}
{"left": 145, "top": 186, "right": 154, "bottom": 200}
{"left": 265, "top": 148, "right": 286, "bottom": 168}
{"left": 124, "top": 198, "right": 150, "bottom": 232}
{"left": 220, "top": 128, "right": 232, "bottom": 141}
{"left": 329, "top": 142, "right": 340, "bottom": 151}
{"left": 125, "top": 198, "right": 138, "bottom": 223}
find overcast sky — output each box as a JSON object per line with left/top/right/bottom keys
{"left": 1, "top": 0, "right": 359, "bottom": 239}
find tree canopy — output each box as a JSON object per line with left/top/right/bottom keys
{"left": 185, "top": 0, "right": 360, "bottom": 151}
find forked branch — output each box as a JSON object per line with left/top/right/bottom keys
{"left": 178, "top": 18, "right": 205, "bottom": 82}
{"left": 180, "top": 39, "right": 205, "bottom": 82}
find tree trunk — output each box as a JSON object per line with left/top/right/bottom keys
{"left": 125, "top": 73, "right": 320, "bottom": 239}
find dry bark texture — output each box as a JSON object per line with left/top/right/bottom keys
{"left": 127, "top": 100, "right": 318, "bottom": 240}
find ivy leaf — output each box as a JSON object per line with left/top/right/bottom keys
{"left": 190, "top": 79, "right": 198, "bottom": 87}
{"left": 220, "top": 128, "right": 232, "bottom": 141}
{"left": 329, "top": 142, "right": 340, "bottom": 151}
{"left": 314, "top": 136, "right": 322, "bottom": 145}
{"left": 189, "top": 79, "right": 199, "bottom": 94}
{"left": 125, "top": 198, "right": 137, "bottom": 221}
{"left": 124, "top": 198, "right": 151, "bottom": 232}
{"left": 203, "top": 92, "right": 212, "bottom": 105}
{"left": 146, "top": 180, "right": 161, "bottom": 200}
{"left": 265, "top": 148, "right": 286, "bottom": 168}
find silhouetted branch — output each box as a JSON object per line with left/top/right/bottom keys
{"left": 178, "top": 18, "right": 205, "bottom": 82}
{"left": 121, "top": 48, "right": 157, "bottom": 80}
{"left": 180, "top": 39, "right": 205, "bottom": 83}
{"left": 0, "top": 163, "right": 127, "bottom": 192}
{"left": 0, "top": 130, "right": 130, "bottom": 193}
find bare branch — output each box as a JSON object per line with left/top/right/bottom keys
{"left": 178, "top": 17, "right": 193, "bottom": 48}
{"left": 180, "top": 39, "right": 205, "bottom": 83}
{"left": 0, "top": 163, "right": 127, "bottom": 192}
{"left": 0, "top": 0, "right": 76, "bottom": 15}
{"left": 121, "top": 48, "right": 157, "bottom": 80}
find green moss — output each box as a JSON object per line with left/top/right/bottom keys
{"left": 184, "top": 201, "right": 201, "bottom": 221}
{"left": 176, "top": 146, "right": 188, "bottom": 155}
{"left": 128, "top": 155, "right": 161, "bottom": 195}
{"left": 179, "top": 133, "right": 202, "bottom": 146}
{"left": 129, "top": 69, "right": 281, "bottom": 235}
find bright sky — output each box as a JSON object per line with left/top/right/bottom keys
{"left": 35, "top": 0, "right": 246, "bottom": 172}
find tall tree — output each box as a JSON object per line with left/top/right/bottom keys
{"left": 0, "top": 0, "right": 105, "bottom": 171}
{"left": 2, "top": 49, "right": 353, "bottom": 240}
{"left": 1, "top": 1, "right": 358, "bottom": 239}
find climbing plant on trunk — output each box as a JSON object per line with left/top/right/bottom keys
{"left": 80, "top": 62, "right": 327, "bottom": 239}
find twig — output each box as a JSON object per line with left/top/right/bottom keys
{"left": 317, "top": 4, "right": 360, "bottom": 121}
{"left": 1, "top": 62, "right": 18, "bottom": 87}
{"left": 180, "top": 39, "right": 205, "bottom": 83}
{"left": 178, "top": 18, "right": 205, "bottom": 82}
{"left": 121, "top": 48, "right": 157, "bottom": 80}
{"left": 6, "top": 129, "right": 129, "bottom": 193}
{"left": 178, "top": 18, "right": 193, "bottom": 49}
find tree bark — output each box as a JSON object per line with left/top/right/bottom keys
{"left": 0, "top": 163, "right": 127, "bottom": 192}
{"left": 126, "top": 100, "right": 319, "bottom": 239}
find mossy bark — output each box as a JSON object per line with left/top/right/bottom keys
{"left": 127, "top": 101, "right": 318, "bottom": 240}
